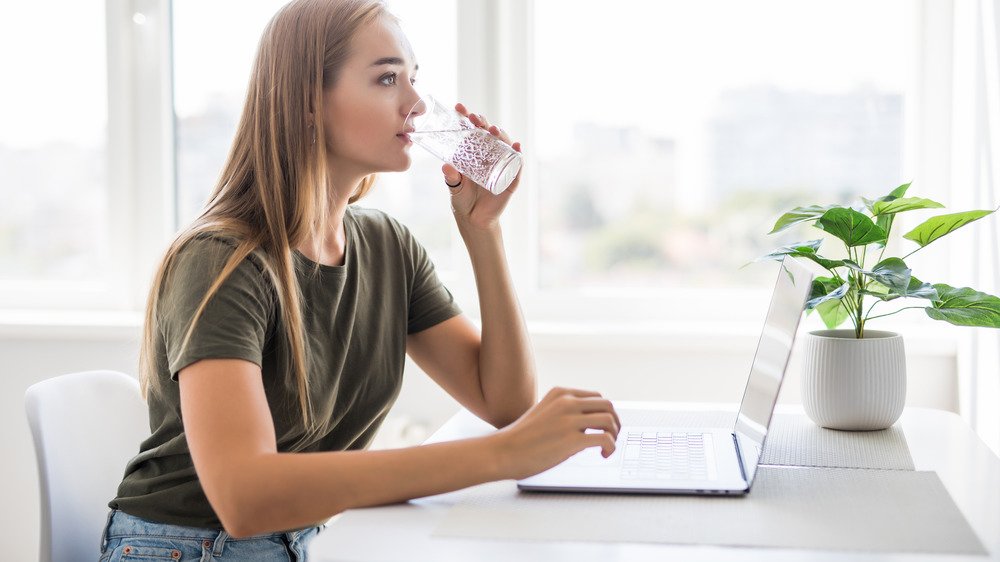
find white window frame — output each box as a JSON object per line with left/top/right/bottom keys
{"left": 0, "top": 0, "right": 176, "bottom": 313}
{"left": 109, "top": 0, "right": 178, "bottom": 313}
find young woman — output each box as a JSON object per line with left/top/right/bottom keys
{"left": 100, "top": 0, "right": 619, "bottom": 559}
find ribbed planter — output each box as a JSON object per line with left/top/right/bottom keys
{"left": 801, "top": 329, "right": 906, "bottom": 430}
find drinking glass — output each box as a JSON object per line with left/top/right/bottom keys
{"left": 405, "top": 95, "right": 522, "bottom": 195}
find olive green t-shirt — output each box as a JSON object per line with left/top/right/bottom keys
{"left": 110, "top": 206, "right": 461, "bottom": 529}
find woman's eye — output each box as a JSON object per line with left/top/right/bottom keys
{"left": 379, "top": 72, "right": 417, "bottom": 87}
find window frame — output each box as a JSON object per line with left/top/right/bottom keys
{"left": 0, "top": 0, "right": 176, "bottom": 312}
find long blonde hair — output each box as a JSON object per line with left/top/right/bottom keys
{"left": 139, "top": 0, "right": 393, "bottom": 439}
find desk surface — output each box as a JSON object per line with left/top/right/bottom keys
{"left": 311, "top": 403, "right": 1000, "bottom": 561}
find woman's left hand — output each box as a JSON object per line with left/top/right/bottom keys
{"left": 441, "top": 103, "right": 523, "bottom": 232}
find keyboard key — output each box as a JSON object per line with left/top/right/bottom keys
{"left": 619, "top": 432, "right": 716, "bottom": 481}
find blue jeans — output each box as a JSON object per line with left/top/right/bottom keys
{"left": 98, "top": 509, "right": 323, "bottom": 561}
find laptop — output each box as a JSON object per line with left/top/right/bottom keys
{"left": 517, "top": 256, "right": 814, "bottom": 496}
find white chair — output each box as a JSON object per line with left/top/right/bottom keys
{"left": 25, "top": 370, "right": 149, "bottom": 562}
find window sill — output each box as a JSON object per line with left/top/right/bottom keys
{"left": 0, "top": 309, "right": 143, "bottom": 340}
{"left": 526, "top": 320, "right": 958, "bottom": 357}
{"left": 0, "top": 309, "right": 959, "bottom": 358}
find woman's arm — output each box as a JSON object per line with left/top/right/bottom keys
{"left": 181, "top": 358, "right": 619, "bottom": 538}
{"left": 406, "top": 225, "right": 535, "bottom": 429}
{"left": 461, "top": 223, "right": 536, "bottom": 428}
{"left": 408, "top": 105, "right": 536, "bottom": 428}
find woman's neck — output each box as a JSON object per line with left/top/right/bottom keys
{"left": 295, "top": 181, "right": 355, "bottom": 267}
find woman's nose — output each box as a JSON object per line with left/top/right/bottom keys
{"left": 403, "top": 99, "right": 427, "bottom": 125}
{"left": 404, "top": 97, "right": 425, "bottom": 119}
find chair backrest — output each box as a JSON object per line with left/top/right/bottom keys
{"left": 25, "top": 370, "right": 149, "bottom": 562}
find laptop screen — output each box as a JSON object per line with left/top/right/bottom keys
{"left": 733, "top": 257, "right": 814, "bottom": 485}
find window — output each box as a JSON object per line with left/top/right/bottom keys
{"left": 531, "top": 0, "right": 917, "bottom": 294}
{"left": 172, "top": 0, "right": 459, "bottom": 270}
{"left": 0, "top": 1, "right": 113, "bottom": 307}
{"left": 0, "top": 0, "right": 945, "bottom": 321}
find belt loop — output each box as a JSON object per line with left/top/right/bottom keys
{"left": 211, "top": 530, "right": 229, "bottom": 557}
{"left": 283, "top": 531, "right": 299, "bottom": 561}
{"left": 99, "top": 509, "right": 116, "bottom": 554}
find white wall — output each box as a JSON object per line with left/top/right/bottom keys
{"left": 2, "top": 323, "right": 957, "bottom": 561}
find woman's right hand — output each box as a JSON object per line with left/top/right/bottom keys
{"left": 490, "top": 387, "right": 622, "bottom": 481}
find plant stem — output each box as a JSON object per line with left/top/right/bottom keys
{"left": 863, "top": 298, "right": 881, "bottom": 321}
{"left": 852, "top": 246, "right": 868, "bottom": 339}
{"left": 864, "top": 306, "right": 927, "bottom": 322}
{"left": 877, "top": 214, "right": 893, "bottom": 264}
{"left": 902, "top": 232, "right": 944, "bottom": 260}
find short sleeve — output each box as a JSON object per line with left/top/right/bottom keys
{"left": 403, "top": 228, "right": 462, "bottom": 334}
{"left": 158, "top": 237, "right": 274, "bottom": 381}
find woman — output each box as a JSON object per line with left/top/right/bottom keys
{"left": 99, "top": 0, "right": 620, "bottom": 559}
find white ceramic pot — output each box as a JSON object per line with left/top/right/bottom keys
{"left": 801, "top": 329, "right": 906, "bottom": 430}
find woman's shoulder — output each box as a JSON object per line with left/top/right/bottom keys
{"left": 348, "top": 204, "right": 413, "bottom": 241}
{"left": 173, "top": 232, "right": 270, "bottom": 278}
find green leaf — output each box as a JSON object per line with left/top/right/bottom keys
{"left": 863, "top": 182, "right": 911, "bottom": 212}
{"left": 864, "top": 277, "right": 939, "bottom": 302}
{"left": 746, "top": 240, "right": 831, "bottom": 270}
{"left": 806, "top": 280, "right": 850, "bottom": 310}
{"left": 768, "top": 205, "right": 841, "bottom": 235}
{"left": 866, "top": 183, "right": 913, "bottom": 245}
{"left": 902, "top": 209, "right": 996, "bottom": 248}
{"left": 886, "top": 182, "right": 912, "bottom": 199}
{"left": 925, "top": 284, "right": 1000, "bottom": 328}
{"left": 756, "top": 239, "right": 823, "bottom": 262}
{"left": 816, "top": 208, "right": 888, "bottom": 247}
{"left": 841, "top": 260, "right": 864, "bottom": 272}
{"left": 799, "top": 253, "right": 846, "bottom": 271}
{"left": 809, "top": 276, "right": 846, "bottom": 296}
{"left": 861, "top": 281, "right": 895, "bottom": 301}
{"left": 865, "top": 281, "right": 892, "bottom": 295}
{"left": 874, "top": 214, "right": 894, "bottom": 248}
{"left": 813, "top": 281, "right": 858, "bottom": 329}
{"left": 868, "top": 258, "right": 912, "bottom": 292}
{"left": 816, "top": 298, "right": 850, "bottom": 329}
{"left": 789, "top": 246, "right": 846, "bottom": 271}
{"left": 872, "top": 197, "right": 945, "bottom": 215}
{"left": 897, "top": 276, "right": 939, "bottom": 300}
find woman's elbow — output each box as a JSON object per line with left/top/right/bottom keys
{"left": 201, "top": 470, "right": 268, "bottom": 538}
{"left": 489, "top": 402, "right": 533, "bottom": 429}
{"left": 209, "top": 492, "right": 259, "bottom": 538}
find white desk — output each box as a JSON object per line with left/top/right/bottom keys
{"left": 311, "top": 404, "right": 1000, "bottom": 561}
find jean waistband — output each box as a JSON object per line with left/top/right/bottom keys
{"left": 101, "top": 509, "right": 320, "bottom": 555}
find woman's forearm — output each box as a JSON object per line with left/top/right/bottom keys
{"left": 223, "top": 433, "right": 505, "bottom": 537}
{"left": 458, "top": 223, "right": 537, "bottom": 427}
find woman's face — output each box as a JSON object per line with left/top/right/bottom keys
{"left": 322, "top": 17, "right": 421, "bottom": 180}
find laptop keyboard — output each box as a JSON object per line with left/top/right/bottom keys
{"left": 620, "top": 431, "right": 718, "bottom": 481}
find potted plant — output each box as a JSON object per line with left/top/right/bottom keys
{"left": 759, "top": 182, "right": 1000, "bottom": 430}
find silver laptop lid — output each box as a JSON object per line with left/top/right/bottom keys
{"left": 733, "top": 256, "right": 814, "bottom": 486}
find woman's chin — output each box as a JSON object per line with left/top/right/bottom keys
{"left": 388, "top": 153, "right": 413, "bottom": 172}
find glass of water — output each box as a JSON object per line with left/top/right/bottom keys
{"left": 404, "top": 95, "right": 522, "bottom": 195}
